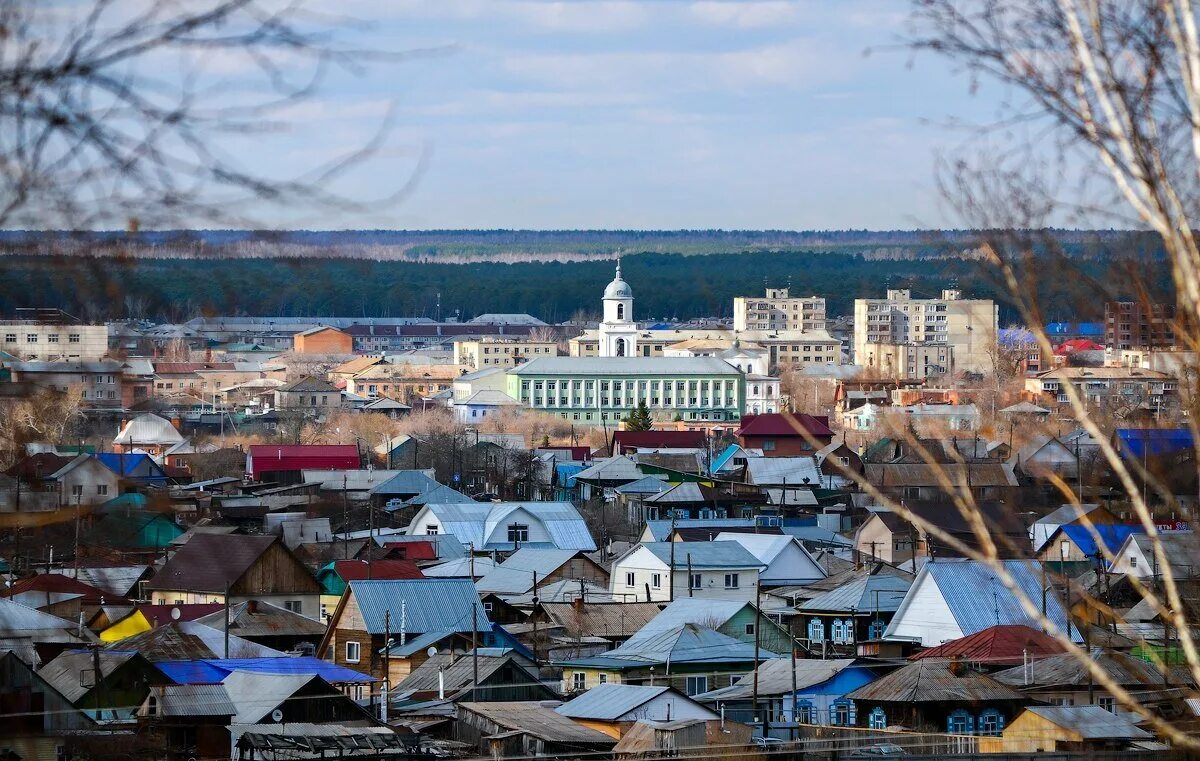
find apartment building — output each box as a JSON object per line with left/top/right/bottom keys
{"left": 854, "top": 289, "right": 998, "bottom": 378}
{"left": 344, "top": 362, "right": 467, "bottom": 403}
{"left": 1025, "top": 366, "right": 1176, "bottom": 411}
{"left": 453, "top": 338, "right": 558, "bottom": 369}
{"left": 1105, "top": 300, "right": 1176, "bottom": 350}
{"left": 0, "top": 310, "right": 108, "bottom": 361}
{"left": 733, "top": 288, "right": 827, "bottom": 332}
{"left": 9, "top": 360, "right": 126, "bottom": 408}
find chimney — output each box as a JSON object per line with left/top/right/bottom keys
{"left": 247, "top": 600, "right": 259, "bottom": 614}
{"left": 170, "top": 417, "right": 182, "bottom": 432}
{"left": 572, "top": 596, "right": 584, "bottom": 612}
{"left": 948, "top": 656, "right": 966, "bottom": 676}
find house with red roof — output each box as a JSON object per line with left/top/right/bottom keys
{"left": 610, "top": 429, "right": 707, "bottom": 455}
{"left": 734, "top": 412, "right": 834, "bottom": 457}
{"left": 246, "top": 444, "right": 360, "bottom": 483}
{"left": 909, "top": 624, "right": 1066, "bottom": 670}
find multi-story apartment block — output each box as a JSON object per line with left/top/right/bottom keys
{"left": 854, "top": 289, "right": 998, "bottom": 378}
{"left": 0, "top": 310, "right": 108, "bottom": 361}
{"left": 9, "top": 360, "right": 126, "bottom": 408}
{"left": 453, "top": 338, "right": 558, "bottom": 369}
{"left": 1105, "top": 300, "right": 1176, "bottom": 350}
{"left": 733, "top": 288, "right": 827, "bottom": 332}
{"left": 1025, "top": 366, "right": 1176, "bottom": 411}
{"left": 507, "top": 356, "right": 745, "bottom": 425}
{"left": 344, "top": 363, "right": 467, "bottom": 403}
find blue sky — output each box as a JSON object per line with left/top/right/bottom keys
{"left": 212, "top": 1, "right": 1009, "bottom": 230}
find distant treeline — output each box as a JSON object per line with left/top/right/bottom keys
{"left": 0, "top": 245, "right": 1171, "bottom": 325}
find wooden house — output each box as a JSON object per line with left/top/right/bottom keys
{"left": 982, "top": 705, "right": 1152, "bottom": 753}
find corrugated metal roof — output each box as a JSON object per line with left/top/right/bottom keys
{"left": 643, "top": 482, "right": 706, "bottom": 504}
{"left": 510, "top": 356, "right": 742, "bottom": 376}
{"left": 615, "top": 476, "right": 670, "bottom": 495}
{"left": 864, "top": 463, "right": 1018, "bottom": 487}
{"left": 457, "top": 701, "right": 617, "bottom": 745}
{"left": 798, "top": 572, "right": 912, "bottom": 614}
{"left": 418, "top": 502, "right": 596, "bottom": 551}
{"left": 694, "top": 659, "right": 857, "bottom": 700}
{"left": 745, "top": 457, "right": 822, "bottom": 486}
{"left": 422, "top": 556, "right": 498, "bottom": 578}
{"left": 148, "top": 683, "right": 236, "bottom": 717}
{"left": 556, "top": 684, "right": 670, "bottom": 719}
{"left": 643, "top": 519, "right": 756, "bottom": 542}
{"left": 369, "top": 470, "right": 442, "bottom": 496}
{"left": 222, "top": 671, "right": 314, "bottom": 723}
{"left": 910, "top": 625, "right": 1065, "bottom": 664}
{"left": 993, "top": 650, "right": 1194, "bottom": 688}
{"left": 846, "top": 659, "right": 1027, "bottom": 703}
{"left": 574, "top": 456, "right": 643, "bottom": 483}
{"left": 1022, "top": 705, "right": 1151, "bottom": 739}
{"left": 563, "top": 624, "right": 778, "bottom": 668}
{"left": 623, "top": 599, "right": 749, "bottom": 645}
{"left": 107, "top": 621, "right": 283, "bottom": 660}
{"left": 0, "top": 597, "right": 92, "bottom": 641}
{"left": 156, "top": 656, "right": 374, "bottom": 685}
{"left": 476, "top": 549, "right": 581, "bottom": 594}
{"left": 113, "top": 413, "right": 184, "bottom": 446}
{"left": 348, "top": 579, "right": 492, "bottom": 634}
{"left": 539, "top": 602, "right": 660, "bottom": 638}
{"left": 642, "top": 541, "right": 763, "bottom": 570}
{"left": 40, "top": 651, "right": 142, "bottom": 702}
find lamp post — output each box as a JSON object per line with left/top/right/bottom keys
{"left": 1060, "top": 540, "right": 1073, "bottom": 641}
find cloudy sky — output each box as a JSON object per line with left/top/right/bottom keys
{"left": 211, "top": 1, "right": 1008, "bottom": 230}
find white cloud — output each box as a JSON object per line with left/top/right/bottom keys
{"left": 688, "top": 1, "right": 802, "bottom": 28}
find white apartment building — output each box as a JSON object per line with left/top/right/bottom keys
{"left": 0, "top": 316, "right": 108, "bottom": 361}
{"left": 854, "top": 289, "right": 997, "bottom": 378}
{"left": 733, "top": 288, "right": 827, "bottom": 332}
{"left": 453, "top": 338, "right": 558, "bottom": 369}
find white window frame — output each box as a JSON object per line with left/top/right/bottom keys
{"left": 345, "top": 641, "right": 361, "bottom": 663}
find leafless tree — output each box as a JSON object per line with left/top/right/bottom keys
{"left": 0, "top": 0, "right": 434, "bottom": 230}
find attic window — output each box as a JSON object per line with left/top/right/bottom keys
{"left": 146, "top": 697, "right": 158, "bottom": 716}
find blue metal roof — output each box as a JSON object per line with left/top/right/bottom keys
{"left": 1046, "top": 322, "right": 1104, "bottom": 336}
{"left": 348, "top": 579, "right": 492, "bottom": 634}
{"left": 1059, "top": 524, "right": 1145, "bottom": 558}
{"left": 924, "top": 559, "right": 1081, "bottom": 642}
{"left": 1115, "top": 428, "right": 1195, "bottom": 459}
{"left": 559, "top": 623, "right": 780, "bottom": 669}
{"left": 642, "top": 541, "right": 763, "bottom": 569}
{"left": 555, "top": 462, "right": 586, "bottom": 488}
{"left": 157, "top": 656, "right": 375, "bottom": 684}
{"left": 95, "top": 452, "right": 168, "bottom": 481}
{"left": 644, "top": 519, "right": 756, "bottom": 542}
{"left": 556, "top": 684, "right": 670, "bottom": 720}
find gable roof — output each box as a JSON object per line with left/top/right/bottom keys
{"left": 614, "top": 475, "right": 670, "bottom": 495}
{"left": 638, "top": 541, "right": 763, "bottom": 570}
{"left": 612, "top": 430, "right": 707, "bottom": 452}
{"left": 573, "top": 456, "right": 643, "bottom": 484}
{"left": 864, "top": 463, "right": 1018, "bottom": 488}
{"left": 39, "top": 650, "right": 159, "bottom": 704}
{"left": 642, "top": 518, "right": 757, "bottom": 542}
{"left": 695, "top": 658, "right": 859, "bottom": 701}
{"left": 476, "top": 549, "right": 588, "bottom": 595}
{"left": 107, "top": 621, "right": 284, "bottom": 660}
{"left": 910, "top": 624, "right": 1066, "bottom": 665}
{"left": 798, "top": 570, "right": 912, "bottom": 614}
{"left": 413, "top": 501, "right": 596, "bottom": 551}
{"left": 735, "top": 413, "right": 833, "bottom": 438}
{"left": 744, "top": 456, "right": 823, "bottom": 486}
{"left": 556, "top": 684, "right": 678, "bottom": 720}
{"left": 94, "top": 452, "right": 168, "bottom": 480}
{"left": 193, "top": 601, "right": 328, "bottom": 638}
{"left": 457, "top": 701, "right": 616, "bottom": 745}
{"left": 846, "top": 659, "right": 1027, "bottom": 703}
{"left": 1020, "top": 705, "right": 1151, "bottom": 740}
{"left": 221, "top": 671, "right": 319, "bottom": 723}
{"left": 346, "top": 579, "right": 492, "bottom": 634}
{"left": 396, "top": 648, "right": 544, "bottom": 700}
{"left": 145, "top": 534, "right": 281, "bottom": 594}
{"left": 0, "top": 597, "right": 95, "bottom": 642}
{"left": 562, "top": 623, "right": 776, "bottom": 669}
{"left": 329, "top": 559, "right": 425, "bottom": 582}
{"left": 1057, "top": 524, "right": 1145, "bottom": 558}
{"left": 276, "top": 375, "right": 339, "bottom": 393}
{"left": 113, "top": 413, "right": 184, "bottom": 446}
{"left": 993, "top": 650, "right": 1196, "bottom": 688}
{"left": 538, "top": 602, "right": 661, "bottom": 639}
{"left": 370, "top": 470, "right": 442, "bottom": 497}
{"left": 622, "top": 599, "right": 756, "bottom": 645}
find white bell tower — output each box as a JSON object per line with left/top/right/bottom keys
{"left": 599, "top": 260, "right": 637, "bottom": 357}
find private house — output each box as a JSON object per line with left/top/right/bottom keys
{"left": 863, "top": 462, "right": 1018, "bottom": 504}
{"left": 292, "top": 325, "right": 353, "bottom": 354}
{"left": 97, "top": 603, "right": 224, "bottom": 643}
{"left": 556, "top": 684, "right": 718, "bottom": 739}
{"left": 405, "top": 501, "right": 597, "bottom": 552}
{"left": 1030, "top": 504, "right": 1121, "bottom": 554}
{"left": 610, "top": 430, "right": 708, "bottom": 455}
{"left": 95, "top": 452, "right": 170, "bottom": 486}
{"left": 316, "top": 559, "right": 426, "bottom": 618}
{"left": 38, "top": 650, "right": 168, "bottom": 720}
{"left": 910, "top": 625, "right": 1065, "bottom": 669}
{"left": 220, "top": 671, "right": 377, "bottom": 728}
{"left": 112, "top": 412, "right": 184, "bottom": 457}
{"left": 712, "top": 532, "right": 826, "bottom": 586}
{"left": 319, "top": 578, "right": 493, "bottom": 683}
{"left": 639, "top": 518, "right": 759, "bottom": 542}
{"left": 626, "top": 598, "right": 794, "bottom": 654}
{"left": 1009, "top": 433, "right": 1083, "bottom": 481}
{"left": 796, "top": 566, "right": 914, "bottom": 653}
{"left": 983, "top": 705, "right": 1151, "bottom": 753}
{"left": 344, "top": 361, "right": 467, "bottom": 403}
{"left": 557, "top": 623, "right": 779, "bottom": 696}
{"left": 145, "top": 534, "right": 322, "bottom": 619}
{"left": 273, "top": 375, "right": 342, "bottom": 411}
{"left": 853, "top": 512, "right": 924, "bottom": 565}
{"left": 392, "top": 647, "right": 554, "bottom": 703}
{"left": 734, "top": 413, "right": 835, "bottom": 456}
{"left": 854, "top": 502, "right": 1030, "bottom": 563}
{"left": 1, "top": 574, "right": 126, "bottom": 625}
{"left": 884, "top": 560, "right": 1078, "bottom": 647}
{"left": 743, "top": 457, "right": 824, "bottom": 508}
{"left": 476, "top": 548, "right": 610, "bottom": 599}
{"left": 1109, "top": 531, "right": 1199, "bottom": 579}
{"left": 845, "top": 659, "right": 1029, "bottom": 735}
{"left": 0, "top": 597, "right": 95, "bottom": 665}
{"left": 694, "top": 659, "right": 878, "bottom": 732}
{"left": 44, "top": 454, "right": 120, "bottom": 506}
{"left": 245, "top": 444, "right": 360, "bottom": 483}
{"left": 1035, "top": 523, "right": 1144, "bottom": 565}
{"left": 528, "top": 601, "right": 662, "bottom": 647}
{"left": 136, "top": 683, "right": 236, "bottom": 759}
{"left": 814, "top": 439, "right": 864, "bottom": 483}
{"left": 608, "top": 541, "right": 763, "bottom": 603}
{"left": 455, "top": 701, "right": 617, "bottom": 759}
{"left": 193, "top": 600, "right": 328, "bottom": 652}
{"left": 0, "top": 650, "right": 98, "bottom": 761}
{"left": 992, "top": 649, "right": 1196, "bottom": 713}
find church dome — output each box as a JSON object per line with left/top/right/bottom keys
{"left": 603, "top": 262, "right": 633, "bottom": 299}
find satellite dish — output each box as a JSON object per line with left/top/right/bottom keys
{"left": 426, "top": 646, "right": 438, "bottom": 658}
{"left": 271, "top": 709, "right": 284, "bottom": 722}
{"left": 170, "top": 607, "right": 181, "bottom": 621}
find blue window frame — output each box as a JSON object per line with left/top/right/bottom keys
{"left": 793, "top": 699, "right": 814, "bottom": 724}
{"left": 831, "top": 619, "right": 844, "bottom": 642}
{"left": 978, "top": 708, "right": 1004, "bottom": 735}
{"left": 807, "top": 618, "right": 825, "bottom": 642}
{"left": 868, "top": 619, "right": 886, "bottom": 639}
{"left": 947, "top": 709, "right": 974, "bottom": 734}
{"left": 830, "top": 700, "right": 855, "bottom": 727}
{"left": 868, "top": 707, "right": 887, "bottom": 729}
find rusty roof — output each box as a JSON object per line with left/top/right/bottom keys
{"left": 845, "top": 659, "right": 1027, "bottom": 704}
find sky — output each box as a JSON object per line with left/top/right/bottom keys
{"left": 187, "top": 1, "right": 1012, "bottom": 230}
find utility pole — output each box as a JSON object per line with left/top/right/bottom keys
{"left": 668, "top": 514, "right": 677, "bottom": 602}
{"left": 531, "top": 571, "right": 540, "bottom": 664}
{"left": 687, "top": 554, "right": 693, "bottom": 598}
{"left": 752, "top": 577, "right": 762, "bottom": 735}
{"left": 223, "top": 582, "right": 231, "bottom": 659}
{"left": 789, "top": 636, "right": 798, "bottom": 742}
{"left": 472, "top": 603, "right": 480, "bottom": 701}
{"left": 342, "top": 474, "right": 349, "bottom": 560}
{"left": 384, "top": 609, "right": 391, "bottom": 688}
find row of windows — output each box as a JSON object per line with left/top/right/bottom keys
{"left": 2, "top": 332, "right": 83, "bottom": 343}
{"left": 623, "top": 571, "right": 741, "bottom": 589}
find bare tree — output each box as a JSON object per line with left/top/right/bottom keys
{"left": 0, "top": 0, "right": 432, "bottom": 230}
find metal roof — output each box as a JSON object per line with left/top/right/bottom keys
{"left": 642, "top": 519, "right": 756, "bottom": 542}
{"left": 510, "top": 356, "right": 742, "bottom": 377}
{"left": 147, "top": 683, "right": 236, "bottom": 717}
{"left": 846, "top": 659, "right": 1027, "bottom": 703}
{"left": 614, "top": 476, "right": 670, "bottom": 495}
{"left": 574, "top": 456, "right": 643, "bottom": 484}
{"left": 555, "top": 684, "right": 670, "bottom": 720}
{"left": 40, "top": 651, "right": 144, "bottom": 702}
{"left": 421, "top": 556, "right": 498, "bottom": 578}
{"left": 641, "top": 541, "right": 763, "bottom": 570}
{"left": 476, "top": 549, "right": 582, "bottom": 594}
{"left": 415, "top": 502, "right": 596, "bottom": 551}
{"left": 694, "top": 658, "right": 857, "bottom": 701}
{"left": 107, "top": 621, "right": 284, "bottom": 660}
{"left": 539, "top": 602, "right": 661, "bottom": 638}
{"left": 563, "top": 623, "right": 778, "bottom": 668}
{"left": 643, "top": 481, "right": 707, "bottom": 504}
{"left": 113, "top": 413, "right": 184, "bottom": 446}
{"left": 798, "top": 571, "right": 912, "bottom": 614}
{"left": 0, "top": 597, "right": 93, "bottom": 642}
{"left": 369, "top": 470, "right": 442, "bottom": 496}
{"left": 623, "top": 599, "right": 750, "bottom": 644}
{"left": 910, "top": 624, "right": 1065, "bottom": 665}
{"left": 457, "top": 701, "right": 617, "bottom": 745}
{"left": 348, "top": 579, "right": 492, "bottom": 634}
{"left": 744, "top": 457, "right": 822, "bottom": 486}
{"left": 156, "top": 656, "right": 374, "bottom": 685}
{"left": 993, "top": 650, "right": 1194, "bottom": 688}
{"left": 1022, "top": 705, "right": 1152, "bottom": 739}
{"left": 222, "top": 671, "right": 314, "bottom": 723}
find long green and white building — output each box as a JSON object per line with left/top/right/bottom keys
{"left": 506, "top": 356, "right": 745, "bottom": 424}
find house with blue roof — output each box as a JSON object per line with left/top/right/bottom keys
{"left": 884, "top": 559, "right": 1081, "bottom": 647}
{"left": 1036, "top": 523, "right": 1145, "bottom": 565}
{"left": 319, "top": 578, "right": 500, "bottom": 685}
{"left": 608, "top": 541, "right": 764, "bottom": 603}
{"left": 95, "top": 452, "right": 169, "bottom": 485}
{"left": 405, "top": 501, "right": 597, "bottom": 552}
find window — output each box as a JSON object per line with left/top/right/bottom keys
{"left": 283, "top": 600, "right": 302, "bottom": 613}
{"left": 97, "top": 484, "right": 108, "bottom": 496}
{"left": 830, "top": 700, "right": 854, "bottom": 727}
{"left": 26, "top": 334, "right": 37, "bottom": 343}
{"left": 831, "top": 619, "right": 845, "bottom": 643}
{"left": 807, "top": 618, "right": 825, "bottom": 642}
{"left": 978, "top": 708, "right": 1004, "bottom": 735}
{"left": 2, "top": 333, "right": 13, "bottom": 342}
{"left": 71, "top": 484, "right": 83, "bottom": 497}
{"left": 688, "top": 573, "right": 703, "bottom": 589}
{"left": 572, "top": 672, "right": 586, "bottom": 691}
{"left": 69, "top": 333, "right": 80, "bottom": 343}
{"left": 868, "top": 707, "right": 886, "bottom": 729}
{"left": 744, "top": 623, "right": 755, "bottom": 636}
{"left": 1099, "top": 696, "right": 1115, "bottom": 712}
{"left": 425, "top": 524, "right": 438, "bottom": 535}
{"left": 724, "top": 573, "right": 739, "bottom": 589}
{"left": 507, "top": 523, "right": 529, "bottom": 543}
{"left": 625, "top": 572, "right": 636, "bottom": 587}
{"left": 598, "top": 673, "right": 607, "bottom": 684}
{"left": 685, "top": 676, "right": 708, "bottom": 696}
{"left": 483, "top": 601, "right": 493, "bottom": 612}
{"left": 1129, "top": 554, "right": 1138, "bottom": 568}
{"left": 947, "top": 709, "right": 973, "bottom": 734}
{"left": 650, "top": 573, "right": 661, "bottom": 589}
{"left": 761, "top": 440, "right": 776, "bottom": 451}
{"left": 867, "top": 619, "right": 886, "bottom": 640}
{"left": 794, "top": 700, "right": 814, "bottom": 724}
{"left": 146, "top": 696, "right": 158, "bottom": 716}
{"left": 56, "top": 746, "right": 67, "bottom": 761}
{"left": 47, "top": 333, "right": 59, "bottom": 343}
{"left": 345, "top": 641, "right": 361, "bottom": 663}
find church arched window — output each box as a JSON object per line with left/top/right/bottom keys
{"left": 615, "top": 338, "right": 626, "bottom": 357}
{"left": 617, "top": 303, "right": 625, "bottom": 320}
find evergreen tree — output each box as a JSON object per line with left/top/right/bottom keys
{"left": 624, "top": 401, "right": 653, "bottom": 431}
